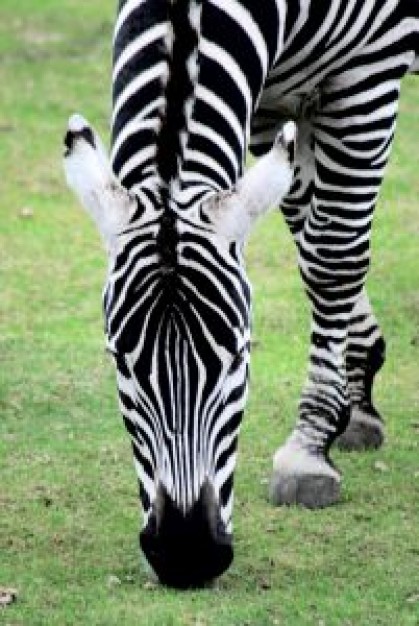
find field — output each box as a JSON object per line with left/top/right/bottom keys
{"left": 1, "top": 1, "right": 418, "bottom": 624}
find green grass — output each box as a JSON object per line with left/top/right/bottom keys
{"left": 1, "top": 2, "right": 419, "bottom": 624}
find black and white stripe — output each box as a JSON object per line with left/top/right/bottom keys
{"left": 107, "top": 0, "right": 287, "bottom": 530}
{"left": 80, "top": 0, "right": 419, "bottom": 576}
{"left": 105, "top": 202, "right": 251, "bottom": 525}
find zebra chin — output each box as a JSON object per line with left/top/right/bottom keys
{"left": 139, "top": 480, "right": 233, "bottom": 588}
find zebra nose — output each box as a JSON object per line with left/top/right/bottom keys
{"left": 139, "top": 482, "right": 233, "bottom": 588}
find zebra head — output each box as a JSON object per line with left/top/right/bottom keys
{"left": 64, "top": 114, "right": 295, "bottom": 587}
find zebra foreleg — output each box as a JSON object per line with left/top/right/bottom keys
{"left": 269, "top": 205, "right": 358, "bottom": 508}
{"left": 270, "top": 74, "right": 399, "bottom": 507}
{"left": 279, "top": 120, "right": 386, "bottom": 452}
{"left": 269, "top": 288, "right": 386, "bottom": 505}
{"left": 268, "top": 119, "right": 342, "bottom": 507}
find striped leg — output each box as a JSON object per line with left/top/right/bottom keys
{"left": 270, "top": 71, "right": 401, "bottom": 507}
{"left": 336, "top": 289, "right": 386, "bottom": 451}
{"left": 279, "top": 118, "right": 386, "bottom": 451}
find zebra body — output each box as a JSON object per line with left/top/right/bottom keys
{"left": 64, "top": 0, "right": 419, "bottom": 586}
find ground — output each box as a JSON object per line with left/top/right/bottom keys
{"left": 1, "top": 1, "right": 419, "bottom": 624}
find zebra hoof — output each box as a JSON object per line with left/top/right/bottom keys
{"left": 269, "top": 442, "right": 341, "bottom": 508}
{"left": 336, "top": 405, "right": 384, "bottom": 451}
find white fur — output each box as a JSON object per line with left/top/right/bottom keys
{"left": 273, "top": 433, "right": 340, "bottom": 480}
{"left": 282, "top": 120, "right": 296, "bottom": 145}
{"left": 239, "top": 120, "right": 296, "bottom": 219}
{"left": 206, "top": 121, "right": 296, "bottom": 241}
{"left": 64, "top": 114, "right": 136, "bottom": 252}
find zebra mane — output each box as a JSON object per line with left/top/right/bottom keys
{"left": 156, "top": 0, "right": 202, "bottom": 187}
{"left": 111, "top": 0, "right": 172, "bottom": 191}
{"left": 111, "top": 0, "right": 203, "bottom": 194}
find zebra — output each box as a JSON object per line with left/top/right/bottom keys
{"left": 63, "top": 0, "right": 419, "bottom": 587}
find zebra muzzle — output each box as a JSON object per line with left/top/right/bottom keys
{"left": 140, "top": 481, "right": 233, "bottom": 588}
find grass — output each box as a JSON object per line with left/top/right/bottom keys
{"left": 1, "top": 1, "right": 418, "bottom": 624}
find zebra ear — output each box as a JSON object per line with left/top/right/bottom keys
{"left": 63, "top": 114, "right": 136, "bottom": 251}
{"left": 207, "top": 121, "right": 296, "bottom": 241}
